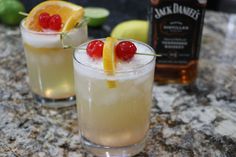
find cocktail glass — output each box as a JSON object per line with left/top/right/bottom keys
{"left": 73, "top": 39, "right": 155, "bottom": 156}
{"left": 20, "top": 19, "right": 87, "bottom": 107}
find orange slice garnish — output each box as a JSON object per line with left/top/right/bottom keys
{"left": 103, "top": 37, "right": 118, "bottom": 88}
{"left": 25, "top": 1, "right": 84, "bottom": 32}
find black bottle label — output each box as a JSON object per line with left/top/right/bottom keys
{"left": 148, "top": 0, "right": 206, "bottom": 64}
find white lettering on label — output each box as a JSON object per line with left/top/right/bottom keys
{"left": 154, "top": 3, "right": 200, "bottom": 20}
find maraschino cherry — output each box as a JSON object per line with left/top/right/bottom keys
{"left": 115, "top": 41, "right": 137, "bottom": 61}
{"left": 49, "top": 14, "right": 62, "bottom": 31}
{"left": 39, "top": 12, "right": 62, "bottom": 31}
{"left": 86, "top": 40, "right": 104, "bottom": 59}
{"left": 86, "top": 40, "right": 137, "bottom": 61}
{"left": 39, "top": 12, "right": 50, "bottom": 29}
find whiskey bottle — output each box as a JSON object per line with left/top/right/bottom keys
{"left": 148, "top": 0, "right": 207, "bottom": 84}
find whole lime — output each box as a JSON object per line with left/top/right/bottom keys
{"left": 0, "top": 0, "right": 5, "bottom": 15}
{"left": 0, "top": 0, "right": 25, "bottom": 26}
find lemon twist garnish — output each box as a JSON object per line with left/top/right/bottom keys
{"left": 103, "top": 37, "right": 118, "bottom": 88}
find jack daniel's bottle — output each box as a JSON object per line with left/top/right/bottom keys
{"left": 148, "top": 0, "right": 207, "bottom": 84}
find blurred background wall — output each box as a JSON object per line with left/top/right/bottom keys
{"left": 18, "top": 0, "right": 236, "bottom": 37}
{"left": 20, "top": 0, "right": 236, "bottom": 14}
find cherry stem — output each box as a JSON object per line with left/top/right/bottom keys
{"left": 77, "top": 48, "right": 161, "bottom": 57}
{"left": 60, "top": 19, "right": 87, "bottom": 49}
{"left": 60, "top": 32, "right": 76, "bottom": 49}
{"left": 136, "top": 52, "right": 161, "bottom": 57}
{"left": 19, "top": 11, "right": 87, "bottom": 30}
{"left": 75, "top": 17, "right": 89, "bottom": 28}
{"left": 19, "top": 11, "right": 29, "bottom": 17}
{"left": 60, "top": 31, "right": 162, "bottom": 57}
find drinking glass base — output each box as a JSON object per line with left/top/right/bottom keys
{"left": 33, "top": 93, "right": 76, "bottom": 108}
{"left": 81, "top": 136, "right": 146, "bottom": 157}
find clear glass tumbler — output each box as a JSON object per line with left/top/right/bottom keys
{"left": 73, "top": 39, "right": 155, "bottom": 157}
{"left": 20, "top": 19, "right": 87, "bottom": 107}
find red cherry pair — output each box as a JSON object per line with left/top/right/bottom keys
{"left": 39, "top": 12, "right": 62, "bottom": 31}
{"left": 86, "top": 40, "right": 137, "bottom": 61}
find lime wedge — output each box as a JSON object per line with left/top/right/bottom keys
{"left": 85, "top": 7, "right": 109, "bottom": 27}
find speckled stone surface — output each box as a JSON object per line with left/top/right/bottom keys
{"left": 0, "top": 11, "right": 236, "bottom": 157}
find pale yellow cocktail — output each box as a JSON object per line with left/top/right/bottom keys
{"left": 21, "top": 23, "right": 87, "bottom": 107}
{"left": 73, "top": 39, "right": 155, "bottom": 156}
{"left": 23, "top": 44, "right": 74, "bottom": 99}
{"left": 20, "top": 1, "right": 87, "bottom": 107}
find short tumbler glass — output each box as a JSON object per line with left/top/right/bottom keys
{"left": 20, "top": 19, "right": 87, "bottom": 107}
{"left": 73, "top": 39, "right": 156, "bottom": 157}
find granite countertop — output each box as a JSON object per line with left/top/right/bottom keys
{"left": 0, "top": 11, "right": 236, "bottom": 157}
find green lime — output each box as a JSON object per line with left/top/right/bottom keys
{"left": 0, "top": 0, "right": 25, "bottom": 26}
{"left": 0, "top": 0, "right": 5, "bottom": 16}
{"left": 111, "top": 20, "right": 148, "bottom": 43}
{"left": 85, "top": 7, "right": 109, "bottom": 27}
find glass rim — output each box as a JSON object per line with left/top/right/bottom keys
{"left": 73, "top": 38, "right": 156, "bottom": 74}
{"left": 20, "top": 18, "right": 87, "bottom": 35}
